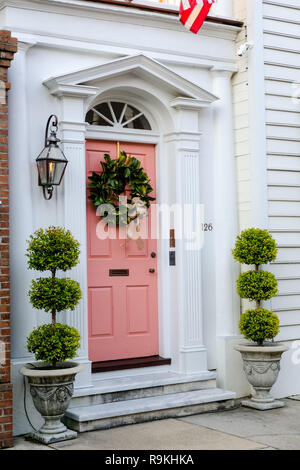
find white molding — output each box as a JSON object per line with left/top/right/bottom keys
{"left": 170, "top": 96, "right": 218, "bottom": 110}
{"left": 164, "top": 131, "right": 202, "bottom": 141}
{"left": 86, "top": 126, "right": 160, "bottom": 144}
{"left": 43, "top": 54, "right": 219, "bottom": 103}
{"left": 8, "top": 28, "right": 238, "bottom": 72}
{"left": 0, "top": 0, "right": 241, "bottom": 39}
{"left": 45, "top": 83, "right": 99, "bottom": 99}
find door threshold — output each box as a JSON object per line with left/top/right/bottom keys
{"left": 92, "top": 355, "right": 171, "bottom": 373}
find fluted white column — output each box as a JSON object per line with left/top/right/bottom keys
{"left": 167, "top": 117, "right": 208, "bottom": 373}
{"left": 179, "top": 146, "right": 207, "bottom": 373}
{"left": 58, "top": 95, "right": 94, "bottom": 388}
{"left": 9, "top": 42, "right": 35, "bottom": 360}
{"left": 61, "top": 121, "right": 89, "bottom": 356}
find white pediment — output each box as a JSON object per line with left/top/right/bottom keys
{"left": 44, "top": 54, "right": 218, "bottom": 105}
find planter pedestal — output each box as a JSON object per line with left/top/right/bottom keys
{"left": 29, "top": 426, "right": 77, "bottom": 446}
{"left": 20, "top": 362, "right": 83, "bottom": 444}
{"left": 235, "top": 343, "right": 288, "bottom": 410}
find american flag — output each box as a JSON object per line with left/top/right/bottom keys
{"left": 179, "top": 0, "right": 216, "bottom": 34}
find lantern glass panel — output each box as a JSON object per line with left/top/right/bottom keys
{"left": 48, "top": 160, "right": 67, "bottom": 185}
{"left": 37, "top": 159, "right": 48, "bottom": 185}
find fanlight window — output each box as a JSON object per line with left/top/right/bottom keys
{"left": 85, "top": 101, "right": 152, "bottom": 130}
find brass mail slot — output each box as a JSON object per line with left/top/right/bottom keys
{"left": 109, "top": 269, "right": 129, "bottom": 277}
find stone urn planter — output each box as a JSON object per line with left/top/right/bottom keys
{"left": 232, "top": 228, "right": 288, "bottom": 410}
{"left": 235, "top": 343, "right": 288, "bottom": 410}
{"left": 20, "top": 361, "right": 83, "bottom": 444}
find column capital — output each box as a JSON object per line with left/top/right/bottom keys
{"left": 170, "top": 96, "right": 218, "bottom": 110}
{"left": 211, "top": 67, "right": 236, "bottom": 79}
{"left": 17, "top": 41, "right": 36, "bottom": 53}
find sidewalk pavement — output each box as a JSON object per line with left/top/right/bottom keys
{"left": 6, "top": 398, "right": 300, "bottom": 451}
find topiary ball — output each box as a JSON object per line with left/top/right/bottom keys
{"left": 29, "top": 277, "right": 82, "bottom": 313}
{"left": 26, "top": 323, "right": 81, "bottom": 367}
{"left": 27, "top": 226, "right": 80, "bottom": 272}
{"left": 233, "top": 228, "right": 277, "bottom": 265}
{"left": 239, "top": 308, "right": 279, "bottom": 345}
{"left": 237, "top": 270, "right": 278, "bottom": 301}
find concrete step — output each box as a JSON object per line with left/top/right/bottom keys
{"left": 64, "top": 388, "right": 236, "bottom": 433}
{"left": 70, "top": 371, "right": 217, "bottom": 408}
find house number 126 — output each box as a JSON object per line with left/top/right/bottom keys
{"left": 202, "top": 223, "right": 213, "bottom": 231}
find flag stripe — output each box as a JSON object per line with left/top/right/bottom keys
{"left": 185, "top": 5, "right": 202, "bottom": 30}
{"left": 190, "top": 3, "right": 211, "bottom": 33}
{"left": 179, "top": 0, "right": 215, "bottom": 35}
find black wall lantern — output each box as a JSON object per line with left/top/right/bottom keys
{"left": 36, "top": 115, "right": 68, "bottom": 200}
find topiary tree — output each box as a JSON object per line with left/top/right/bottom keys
{"left": 26, "top": 226, "right": 82, "bottom": 367}
{"left": 233, "top": 228, "right": 280, "bottom": 346}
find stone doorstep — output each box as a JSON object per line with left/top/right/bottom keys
{"left": 75, "top": 370, "right": 217, "bottom": 396}
{"left": 70, "top": 371, "right": 217, "bottom": 407}
{"left": 64, "top": 388, "right": 236, "bottom": 433}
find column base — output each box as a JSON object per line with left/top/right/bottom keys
{"left": 74, "top": 358, "right": 92, "bottom": 389}
{"left": 180, "top": 346, "right": 208, "bottom": 374}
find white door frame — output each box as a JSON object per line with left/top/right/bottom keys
{"left": 44, "top": 54, "right": 220, "bottom": 388}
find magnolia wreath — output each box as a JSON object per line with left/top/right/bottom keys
{"left": 88, "top": 152, "right": 155, "bottom": 241}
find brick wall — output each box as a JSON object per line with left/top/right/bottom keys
{"left": 0, "top": 30, "right": 17, "bottom": 449}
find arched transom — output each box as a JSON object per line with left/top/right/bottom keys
{"left": 85, "top": 101, "right": 152, "bottom": 130}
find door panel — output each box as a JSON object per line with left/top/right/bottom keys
{"left": 86, "top": 140, "right": 158, "bottom": 362}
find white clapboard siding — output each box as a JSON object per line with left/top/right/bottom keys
{"left": 265, "top": 94, "right": 300, "bottom": 113}
{"left": 266, "top": 109, "right": 300, "bottom": 127}
{"left": 276, "top": 324, "right": 300, "bottom": 341}
{"left": 264, "top": 33, "right": 300, "bottom": 53}
{"left": 265, "top": 63, "right": 300, "bottom": 83}
{"left": 275, "top": 246, "right": 300, "bottom": 262}
{"left": 265, "top": 78, "right": 298, "bottom": 97}
{"left": 263, "top": 0, "right": 300, "bottom": 341}
{"left": 269, "top": 200, "right": 300, "bottom": 216}
{"left": 272, "top": 293, "right": 300, "bottom": 310}
{"left": 269, "top": 230, "right": 300, "bottom": 245}
{"left": 268, "top": 260, "right": 300, "bottom": 278}
{"left": 269, "top": 216, "right": 300, "bottom": 231}
{"left": 268, "top": 169, "right": 300, "bottom": 185}
{"left": 277, "top": 278, "right": 300, "bottom": 293}
{"left": 268, "top": 154, "right": 300, "bottom": 170}
{"left": 268, "top": 185, "right": 300, "bottom": 200}
{"left": 264, "top": 18, "right": 300, "bottom": 37}
{"left": 267, "top": 126, "right": 300, "bottom": 141}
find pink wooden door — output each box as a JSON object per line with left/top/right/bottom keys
{"left": 86, "top": 140, "right": 159, "bottom": 362}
